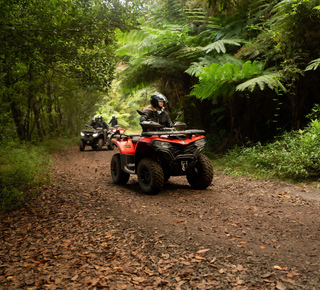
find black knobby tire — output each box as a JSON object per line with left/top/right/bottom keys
{"left": 110, "top": 153, "right": 130, "bottom": 185}
{"left": 164, "top": 171, "right": 171, "bottom": 182}
{"left": 108, "top": 143, "right": 114, "bottom": 150}
{"left": 187, "top": 154, "right": 213, "bottom": 190}
{"left": 137, "top": 158, "right": 164, "bottom": 195}
{"left": 79, "top": 139, "right": 85, "bottom": 151}
{"left": 97, "top": 138, "right": 103, "bottom": 151}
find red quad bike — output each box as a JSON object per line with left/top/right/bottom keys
{"left": 109, "top": 125, "right": 125, "bottom": 136}
{"left": 110, "top": 110, "right": 213, "bottom": 195}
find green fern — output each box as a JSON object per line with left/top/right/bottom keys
{"left": 191, "top": 61, "right": 286, "bottom": 101}
{"left": 236, "top": 73, "right": 287, "bottom": 93}
{"left": 305, "top": 58, "right": 320, "bottom": 71}
{"left": 116, "top": 29, "right": 151, "bottom": 55}
{"left": 203, "top": 39, "right": 242, "bottom": 54}
{"left": 142, "top": 57, "right": 185, "bottom": 70}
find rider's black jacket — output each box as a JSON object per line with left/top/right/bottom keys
{"left": 90, "top": 121, "right": 98, "bottom": 129}
{"left": 140, "top": 105, "right": 172, "bottom": 128}
{"left": 96, "top": 120, "right": 109, "bottom": 130}
{"left": 109, "top": 118, "right": 118, "bottom": 127}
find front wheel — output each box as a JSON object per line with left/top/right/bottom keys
{"left": 137, "top": 158, "right": 164, "bottom": 195}
{"left": 187, "top": 154, "right": 213, "bottom": 189}
{"left": 97, "top": 138, "right": 103, "bottom": 151}
{"left": 110, "top": 153, "right": 130, "bottom": 184}
{"left": 79, "top": 139, "right": 85, "bottom": 151}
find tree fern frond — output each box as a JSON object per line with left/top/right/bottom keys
{"left": 190, "top": 61, "right": 286, "bottom": 101}
{"left": 168, "top": 46, "right": 204, "bottom": 60}
{"left": 142, "top": 57, "right": 186, "bottom": 70}
{"left": 186, "top": 55, "right": 245, "bottom": 77}
{"left": 142, "top": 57, "right": 173, "bottom": 68}
{"left": 305, "top": 58, "right": 320, "bottom": 71}
{"left": 236, "top": 73, "right": 287, "bottom": 93}
{"left": 185, "top": 62, "right": 206, "bottom": 76}
{"left": 185, "top": 56, "right": 221, "bottom": 76}
{"left": 184, "top": 7, "right": 210, "bottom": 26}
{"left": 116, "top": 29, "right": 148, "bottom": 46}
{"left": 248, "top": 0, "right": 279, "bottom": 24}
{"left": 203, "top": 39, "right": 242, "bottom": 54}
{"left": 240, "top": 61, "right": 264, "bottom": 79}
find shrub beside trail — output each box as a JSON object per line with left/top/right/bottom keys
{"left": 215, "top": 119, "right": 320, "bottom": 182}
{"left": 0, "top": 138, "right": 77, "bottom": 211}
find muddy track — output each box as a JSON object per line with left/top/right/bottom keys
{"left": 1, "top": 147, "right": 320, "bottom": 289}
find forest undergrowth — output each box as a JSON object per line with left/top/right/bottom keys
{"left": 213, "top": 119, "right": 320, "bottom": 184}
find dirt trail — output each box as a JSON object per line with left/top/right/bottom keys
{"left": 1, "top": 147, "right": 320, "bottom": 289}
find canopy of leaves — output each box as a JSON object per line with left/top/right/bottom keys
{"left": 0, "top": 0, "right": 136, "bottom": 141}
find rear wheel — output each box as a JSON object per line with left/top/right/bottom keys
{"left": 79, "top": 139, "right": 85, "bottom": 151}
{"left": 97, "top": 138, "right": 103, "bottom": 151}
{"left": 137, "top": 158, "right": 164, "bottom": 195}
{"left": 187, "top": 154, "right": 213, "bottom": 189}
{"left": 111, "top": 153, "right": 130, "bottom": 184}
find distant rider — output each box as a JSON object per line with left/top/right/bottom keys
{"left": 90, "top": 117, "right": 98, "bottom": 129}
{"left": 109, "top": 114, "right": 118, "bottom": 127}
{"left": 140, "top": 93, "right": 172, "bottom": 129}
{"left": 96, "top": 115, "right": 109, "bottom": 130}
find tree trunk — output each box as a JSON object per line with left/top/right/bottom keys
{"left": 28, "top": 64, "right": 45, "bottom": 141}
{"left": 5, "top": 69, "right": 26, "bottom": 141}
{"left": 46, "top": 82, "right": 55, "bottom": 136}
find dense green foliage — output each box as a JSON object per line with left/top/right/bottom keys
{"left": 0, "top": 0, "right": 136, "bottom": 142}
{"left": 0, "top": 137, "right": 79, "bottom": 211}
{"left": 117, "top": 0, "right": 320, "bottom": 150}
{"left": 215, "top": 118, "right": 320, "bottom": 181}
{"left": 0, "top": 144, "right": 51, "bottom": 210}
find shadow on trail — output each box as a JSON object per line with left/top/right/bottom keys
{"left": 119, "top": 176, "right": 208, "bottom": 196}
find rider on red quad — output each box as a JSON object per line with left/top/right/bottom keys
{"left": 140, "top": 93, "right": 172, "bottom": 130}
{"left": 109, "top": 114, "right": 118, "bottom": 127}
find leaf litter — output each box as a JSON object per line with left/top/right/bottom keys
{"left": 1, "top": 147, "right": 320, "bottom": 289}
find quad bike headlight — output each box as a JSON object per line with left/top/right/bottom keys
{"left": 93, "top": 133, "right": 99, "bottom": 137}
{"left": 81, "top": 132, "right": 85, "bottom": 137}
{"left": 153, "top": 141, "right": 172, "bottom": 149}
{"left": 195, "top": 138, "right": 206, "bottom": 148}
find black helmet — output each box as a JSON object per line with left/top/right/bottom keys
{"left": 96, "top": 115, "right": 102, "bottom": 120}
{"left": 150, "top": 93, "right": 167, "bottom": 108}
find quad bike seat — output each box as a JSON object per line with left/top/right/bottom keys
{"left": 129, "top": 134, "right": 141, "bottom": 144}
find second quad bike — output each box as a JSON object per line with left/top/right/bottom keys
{"left": 110, "top": 110, "right": 213, "bottom": 194}
{"left": 79, "top": 125, "right": 117, "bottom": 151}
{"left": 108, "top": 125, "right": 125, "bottom": 136}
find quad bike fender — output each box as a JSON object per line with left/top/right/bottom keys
{"left": 134, "top": 139, "right": 157, "bottom": 167}
{"left": 112, "top": 138, "right": 136, "bottom": 155}
{"left": 139, "top": 135, "right": 205, "bottom": 145}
